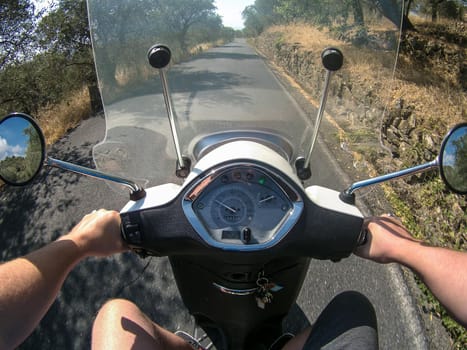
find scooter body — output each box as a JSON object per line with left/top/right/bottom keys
{"left": 1, "top": 1, "right": 467, "bottom": 349}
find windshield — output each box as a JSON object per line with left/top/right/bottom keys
{"left": 88, "top": 0, "right": 402, "bottom": 188}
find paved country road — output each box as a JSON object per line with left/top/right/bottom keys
{"left": 0, "top": 39, "right": 449, "bottom": 349}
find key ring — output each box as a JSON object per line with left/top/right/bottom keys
{"left": 256, "top": 277, "right": 269, "bottom": 287}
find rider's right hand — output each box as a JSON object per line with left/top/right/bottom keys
{"left": 354, "top": 214, "right": 421, "bottom": 264}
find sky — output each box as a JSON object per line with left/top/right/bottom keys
{"left": 215, "top": 0, "right": 255, "bottom": 29}
{"left": 32, "top": 0, "right": 55, "bottom": 15}
{"left": 33, "top": 0, "right": 254, "bottom": 30}
{"left": 0, "top": 118, "right": 29, "bottom": 160}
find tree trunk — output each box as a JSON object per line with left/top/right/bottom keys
{"left": 431, "top": 0, "right": 447, "bottom": 22}
{"left": 374, "top": 0, "right": 415, "bottom": 31}
{"left": 351, "top": 0, "right": 365, "bottom": 26}
{"left": 404, "top": 0, "right": 414, "bottom": 18}
{"left": 88, "top": 83, "right": 103, "bottom": 115}
{"left": 431, "top": 1, "right": 438, "bottom": 22}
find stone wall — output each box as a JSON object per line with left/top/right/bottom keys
{"left": 254, "top": 26, "right": 466, "bottom": 169}
{"left": 253, "top": 26, "right": 466, "bottom": 246}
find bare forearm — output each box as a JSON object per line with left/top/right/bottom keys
{"left": 397, "top": 241, "right": 467, "bottom": 326}
{"left": 0, "top": 238, "right": 85, "bottom": 349}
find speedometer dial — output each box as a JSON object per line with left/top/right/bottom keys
{"left": 187, "top": 165, "right": 301, "bottom": 247}
{"left": 212, "top": 188, "right": 254, "bottom": 227}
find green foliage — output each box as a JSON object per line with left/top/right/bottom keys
{"left": 0, "top": 0, "right": 96, "bottom": 116}
{"left": 157, "top": 0, "right": 218, "bottom": 53}
{"left": 1, "top": 0, "right": 233, "bottom": 117}
{"left": 0, "top": 0, "right": 37, "bottom": 69}
{"left": 0, "top": 124, "right": 42, "bottom": 184}
{"left": 87, "top": 0, "right": 233, "bottom": 102}
{"left": 242, "top": 0, "right": 410, "bottom": 36}
{"left": 443, "top": 133, "right": 467, "bottom": 193}
{"left": 385, "top": 173, "right": 467, "bottom": 347}
{"left": 0, "top": 50, "right": 89, "bottom": 116}
{"left": 414, "top": 0, "right": 465, "bottom": 21}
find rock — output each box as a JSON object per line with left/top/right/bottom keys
{"left": 424, "top": 134, "right": 435, "bottom": 149}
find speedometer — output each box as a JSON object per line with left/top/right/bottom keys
{"left": 211, "top": 187, "right": 254, "bottom": 227}
{"left": 187, "top": 165, "right": 300, "bottom": 247}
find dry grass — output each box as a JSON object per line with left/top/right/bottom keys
{"left": 189, "top": 41, "right": 219, "bottom": 55}
{"left": 269, "top": 23, "right": 397, "bottom": 85}
{"left": 389, "top": 79, "right": 466, "bottom": 128}
{"left": 270, "top": 23, "right": 342, "bottom": 49}
{"left": 1, "top": 87, "right": 91, "bottom": 188}
{"left": 37, "top": 87, "right": 91, "bottom": 145}
{"left": 266, "top": 21, "right": 466, "bottom": 134}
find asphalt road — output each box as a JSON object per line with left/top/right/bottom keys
{"left": 0, "top": 39, "right": 445, "bottom": 349}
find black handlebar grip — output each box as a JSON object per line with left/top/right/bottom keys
{"left": 148, "top": 44, "right": 171, "bottom": 69}
{"left": 321, "top": 47, "right": 343, "bottom": 71}
{"left": 357, "top": 228, "right": 368, "bottom": 246}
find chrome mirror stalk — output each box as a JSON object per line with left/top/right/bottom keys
{"left": 297, "top": 48, "right": 343, "bottom": 180}
{"left": 148, "top": 44, "right": 191, "bottom": 178}
{"left": 340, "top": 158, "right": 439, "bottom": 204}
{"left": 46, "top": 157, "right": 146, "bottom": 200}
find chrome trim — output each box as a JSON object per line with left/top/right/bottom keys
{"left": 191, "top": 131, "right": 294, "bottom": 162}
{"left": 304, "top": 70, "right": 333, "bottom": 169}
{"left": 344, "top": 158, "right": 439, "bottom": 195}
{"left": 46, "top": 157, "right": 143, "bottom": 193}
{"left": 212, "top": 282, "right": 257, "bottom": 296}
{"left": 182, "top": 162, "right": 303, "bottom": 252}
{"left": 159, "top": 69, "right": 185, "bottom": 168}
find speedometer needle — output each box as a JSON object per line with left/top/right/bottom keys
{"left": 259, "top": 195, "right": 275, "bottom": 203}
{"left": 215, "top": 200, "right": 237, "bottom": 213}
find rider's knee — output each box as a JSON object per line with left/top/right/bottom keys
{"left": 331, "top": 291, "right": 377, "bottom": 326}
{"left": 95, "top": 298, "right": 140, "bottom": 320}
{"left": 334, "top": 291, "right": 374, "bottom": 308}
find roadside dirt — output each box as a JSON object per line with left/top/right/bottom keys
{"left": 252, "top": 21, "right": 466, "bottom": 348}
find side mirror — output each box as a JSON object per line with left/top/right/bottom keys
{"left": 0, "top": 113, "right": 46, "bottom": 186}
{"left": 0, "top": 112, "right": 145, "bottom": 199}
{"left": 341, "top": 122, "right": 467, "bottom": 202}
{"left": 439, "top": 123, "right": 467, "bottom": 195}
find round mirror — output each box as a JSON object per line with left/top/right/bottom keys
{"left": 0, "top": 113, "right": 46, "bottom": 186}
{"left": 439, "top": 123, "right": 467, "bottom": 195}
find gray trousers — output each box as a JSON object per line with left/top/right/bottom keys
{"left": 303, "top": 291, "right": 379, "bottom": 349}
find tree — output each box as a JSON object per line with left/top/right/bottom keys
{"left": 23, "top": 124, "right": 42, "bottom": 179}
{"left": 351, "top": 0, "right": 365, "bottom": 26}
{"left": 37, "top": 0, "right": 101, "bottom": 112}
{"left": 443, "top": 133, "right": 467, "bottom": 193}
{"left": 0, "top": 124, "right": 42, "bottom": 184}
{"left": 417, "top": 0, "right": 464, "bottom": 22}
{"left": 242, "top": 0, "right": 413, "bottom": 33}
{"left": 430, "top": 0, "right": 446, "bottom": 21}
{"left": 0, "top": 0, "right": 37, "bottom": 69}
{"left": 157, "top": 0, "right": 217, "bottom": 54}
{"left": 372, "top": 0, "right": 415, "bottom": 30}
{"left": 242, "top": 5, "right": 264, "bottom": 36}
{"left": 438, "top": 0, "right": 465, "bottom": 19}
{"left": 189, "top": 14, "right": 223, "bottom": 44}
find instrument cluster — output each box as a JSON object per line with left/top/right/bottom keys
{"left": 183, "top": 164, "right": 303, "bottom": 250}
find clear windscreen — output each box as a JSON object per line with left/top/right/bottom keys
{"left": 88, "top": 0, "right": 402, "bottom": 188}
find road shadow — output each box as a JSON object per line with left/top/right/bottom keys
{"left": 0, "top": 115, "right": 192, "bottom": 349}
{"left": 283, "top": 303, "right": 313, "bottom": 335}
{"left": 0, "top": 134, "right": 92, "bottom": 260}
{"left": 195, "top": 51, "right": 260, "bottom": 61}
{"left": 110, "top": 67, "right": 254, "bottom": 109}
{"left": 19, "top": 255, "right": 192, "bottom": 349}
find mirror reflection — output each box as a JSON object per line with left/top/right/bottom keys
{"left": 0, "top": 114, "right": 45, "bottom": 185}
{"left": 441, "top": 125, "right": 467, "bottom": 194}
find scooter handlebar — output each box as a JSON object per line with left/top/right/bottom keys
{"left": 120, "top": 184, "right": 364, "bottom": 260}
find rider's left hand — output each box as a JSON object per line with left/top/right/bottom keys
{"left": 60, "top": 209, "right": 128, "bottom": 257}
